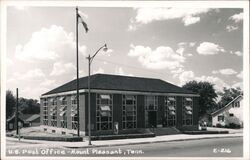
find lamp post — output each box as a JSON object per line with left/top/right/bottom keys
{"left": 76, "top": 7, "right": 80, "bottom": 137}
{"left": 87, "top": 44, "right": 108, "bottom": 145}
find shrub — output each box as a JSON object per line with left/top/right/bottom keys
{"left": 216, "top": 123, "right": 224, "bottom": 128}
{"left": 228, "top": 123, "right": 241, "bottom": 129}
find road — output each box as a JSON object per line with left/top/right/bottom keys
{"left": 6, "top": 137, "right": 242, "bottom": 157}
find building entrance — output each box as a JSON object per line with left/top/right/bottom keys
{"left": 146, "top": 111, "right": 157, "bottom": 128}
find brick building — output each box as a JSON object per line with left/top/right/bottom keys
{"left": 40, "top": 74, "right": 199, "bottom": 136}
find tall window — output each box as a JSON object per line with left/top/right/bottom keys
{"left": 182, "top": 97, "right": 193, "bottom": 125}
{"left": 71, "top": 95, "right": 78, "bottom": 130}
{"left": 50, "top": 97, "right": 57, "bottom": 127}
{"left": 96, "top": 94, "right": 113, "bottom": 130}
{"left": 164, "top": 96, "right": 176, "bottom": 127}
{"left": 59, "top": 96, "right": 67, "bottom": 128}
{"left": 145, "top": 95, "right": 158, "bottom": 128}
{"left": 122, "top": 95, "right": 137, "bottom": 129}
{"left": 43, "top": 98, "right": 48, "bottom": 125}
{"left": 145, "top": 96, "right": 158, "bottom": 110}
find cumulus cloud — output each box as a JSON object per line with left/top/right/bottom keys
{"left": 15, "top": 25, "right": 86, "bottom": 62}
{"left": 179, "top": 71, "right": 195, "bottom": 85}
{"left": 212, "top": 68, "right": 237, "bottom": 75}
{"left": 50, "top": 62, "right": 76, "bottom": 76}
{"left": 196, "top": 42, "right": 225, "bottom": 55}
{"left": 176, "top": 42, "right": 196, "bottom": 57}
{"left": 195, "top": 75, "right": 230, "bottom": 92}
{"left": 237, "top": 71, "right": 243, "bottom": 79}
{"left": 179, "top": 70, "right": 232, "bottom": 92}
{"left": 226, "top": 25, "right": 239, "bottom": 32}
{"left": 229, "top": 12, "right": 243, "bottom": 23}
{"left": 128, "top": 44, "right": 185, "bottom": 70}
{"left": 134, "top": 8, "right": 211, "bottom": 25}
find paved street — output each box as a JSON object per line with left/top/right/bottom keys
{"left": 6, "top": 137, "right": 242, "bottom": 157}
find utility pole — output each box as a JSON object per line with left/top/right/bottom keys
{"left": 15, "top": 88, "right": 19, "bottom": 135}
{"left": 76, "top": 7, "right": 80, "bottom": 137}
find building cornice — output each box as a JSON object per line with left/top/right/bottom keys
{"left": 40, "top": 89, "right": 199, "bottom": 98}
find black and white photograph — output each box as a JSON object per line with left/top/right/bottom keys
{"left": 1, "top": 1, "right": 249, "bottom": 160}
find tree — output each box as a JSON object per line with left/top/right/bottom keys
{"left": 218, "top": 87, "right": 243, "bottom": 108}
{"left": 6, "top": 90, "right": 16, "bottom": 119}
{"left": 182, "top": 80, "right": 218, "bottom": 117}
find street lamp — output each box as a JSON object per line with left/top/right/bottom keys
{"left": 87, "top": 44, "right": 108, "bottom": 145}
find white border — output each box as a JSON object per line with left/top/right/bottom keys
{"left": 1, "top": 1, "right": 249, "bottom": 160}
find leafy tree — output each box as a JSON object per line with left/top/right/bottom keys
{"left": 182, "top": 80, "right": 218, "bottom": 117}
{"left": 218, "top": 87, "right": 243, "bottom": 108}
{"left": 21, "top": 98, "right": 40, "bottom": 114}
{"left": 6, "top": 90, "right": 16, "bottom": 119}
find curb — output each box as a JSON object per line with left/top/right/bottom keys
{"left": 63, "top": 134, "right": 243, "bottom": 149}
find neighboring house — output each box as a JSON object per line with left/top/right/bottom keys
{"left": 6, "top": 113, "right": 30, "bottom": 131}
{"left": 211, "top": 95, "right": 243, "bottom": 128}
{"left": 26, "top": 114, "right": 40, "bottom": 127}
{"left": 40, "top": 74, "right": 200, "bottom": 136}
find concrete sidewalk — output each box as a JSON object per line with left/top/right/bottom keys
{"left": 7, "top": 132, "right": 243, "bottom": 149}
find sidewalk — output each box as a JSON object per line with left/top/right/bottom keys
{"left": 7, "top": 132, "right": 243, "bottom": 149}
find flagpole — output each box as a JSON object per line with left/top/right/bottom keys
{"left": 76, "top": 7, "right": 80, "bottom": 137}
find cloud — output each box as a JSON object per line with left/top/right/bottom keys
{"left": 114, "top": 67, "right": 133, "bottom": 76}
{"left": 40, "top": 79, "right": 56, "bottom": 87}
{"left": 182, "top": 16, "right": 200, "bottom": 26}
{"left": 93, "top": 68, "right": 105, "bottom": 74}
{"left": 176, "top": 42, "right": 196, "bottom": 56}
{"left": 15, "top": 25, "right": 86, "bottom": 62}
{"left": 179, "top": 70, "right": 194, "bottom": 85}
{"left": 196, "top": 42, "right": 225, "bottom": 55}
{"left": 50, "top": 62, "right": 76, "bottom": 76}
{"left": 237, "top": 71, "right": 243, "bottom": 79}
{"left": 226, "top": 25, "right": 238, "bottom": 32}
{"left": 229, "top": 12, "right": 243, "bottom": 23}
{"left": 229, "top": 50, "right": 242, "bottom": 56}
{"left": 234, "top": 51, "right": 242, "bottom": 56}
{"left": 212, "top": 68, "right": 237, "bottom": 75}
{"left": 128, "top": 44, "right": 185, "bottom": 70}
{"left": 195, "top": 75, "right": 230, "bottom": 92}
{"left": 133, "top": 8, "right": 212, "bottom": 26}
{"left": 232, "top": 82, "right": 243, "bottom": 89}
{"left": 179, "top": 70, "right": 231, "bottom": 92}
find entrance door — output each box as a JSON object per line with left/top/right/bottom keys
{"left": 148, "top": 111, "right": 157, "bottom": 128}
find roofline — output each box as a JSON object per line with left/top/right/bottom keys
{"left": 211, "top": 95, "right": 243, "bottom": 116}
{"left": 40, "top": 89, "right": 199, "bottom": 98}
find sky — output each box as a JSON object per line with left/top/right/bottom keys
{"left": 6, "top": 6, "right": 244, "bottom": 100}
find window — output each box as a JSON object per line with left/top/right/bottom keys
{"left": 96, "top": 94, "right": 113, "bottom": 130}
{"left": 43, "top": 98, "right": 48, "bottom": 125}
{"left": 218, "top": 115, "right": 224, "bottom": 121}
{"left": 60, "top": 97, "right": 67, "bottom": 128}
{"left": 71, "top": 95, "right": 77, "bottom": 105}
{"left": 50, "top": 97, "right": 57, "bottom": 127}
{"left": 145, "top": 96, "right": 158, "bottom": 128}
{"left": 164, "top": 96, "right": 176, "bottom": 127}
{"left": 234, "top": 101, "right": 240, "bottom": 108}
{"left": 182, "top": 97, "right": 193, "bottom": 125}
{"left": 229, "top": 113, "right": 234, "bottom": 117}
{"left": 145, "top": 95, "right": 158, "bottom": 110}
{"left": 60, "top": 96, "right": 67, "bottom": 105}
{"left": 122, "top": 95, "right": 137, "bottom": 129}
